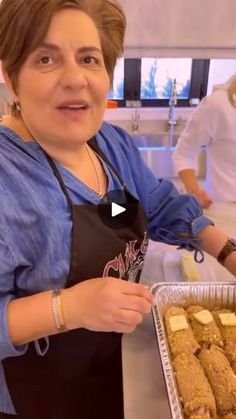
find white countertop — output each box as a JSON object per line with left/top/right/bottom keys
{"left": 123, "top": 202, "right": 236, "bottom": 419}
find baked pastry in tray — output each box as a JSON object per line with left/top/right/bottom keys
{"left": 153, "top": 284, "right": 236, "bottom": 419}
{"left": 212, "top": 309, "right": 236, "bottom": 373}
{"left": 198, "top": 345, "right": 236, "bottom": 415}
{"left": 173, "top": 351, "right": 216, "bottom": 418}
{"left": 187, "top": 305, "right": 223, "bottom": 348}
{"left": 164, "top": 306, "right": 200, "bottom": 357}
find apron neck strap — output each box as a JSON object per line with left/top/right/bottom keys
{"left": 43, "top": 150, "right": 74, "bottom": 208}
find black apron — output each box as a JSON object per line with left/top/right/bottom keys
{"left": 2, "top": 138, "right": 148, "bottom": 419}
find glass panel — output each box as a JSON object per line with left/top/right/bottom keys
{"left": 207, "top": 59, "right": 236, "bottom": 95}
{"left": 140, "top": 58, "right": 192, "bottom": 99}
{"left": 107, "top": 58, "right": 124, "bottom": 100}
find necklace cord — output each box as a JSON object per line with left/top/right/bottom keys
{"left": 86, "top": 143, "right": 103, "bottom": 198}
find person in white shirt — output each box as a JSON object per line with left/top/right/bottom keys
{"left": 173, "top": 75, "right": 236, "bottom": 208}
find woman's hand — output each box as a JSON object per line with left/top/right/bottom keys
{"left": 177, "top": 169, "right": 213, "bottom": 208}
{"left": 62, "top": 277, "right": 153, "bottom": 333}
{"left": 192, "top": 187, "right": 213, "bottom": 208}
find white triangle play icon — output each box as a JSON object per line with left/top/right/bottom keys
{"left": 111, "top": 202, "right": 126, "bottom": 217}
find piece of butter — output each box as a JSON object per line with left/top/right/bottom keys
{"left": 169, "top": 315, "right": 189, "bottom": 332}
{"left": 180, "top": 254, "right": 201, "bottom": 282}
{"left": 193, "top": 309, "right": 213, "bottom": 325}
{"left": 219, "top": 312, "right": 236, "bottom": 326}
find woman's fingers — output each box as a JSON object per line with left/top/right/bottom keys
{"left": 120, "top": 282, "right": 154, "bottom": 306}
{"left": 119, "top": 294, "right": 152, "bottom": 314}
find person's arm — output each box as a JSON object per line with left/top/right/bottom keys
{"left": 7, "top": 278, "right": 153, "bottom": 347}
{"left": 173, "top": 96, "right": 217, "bottom": 208}
{"left": 7, "top": 290, "right": 58, "bottom": 346}
{"left": 197, "top": 225, "right": 236, "bottom": 276}
{"left": 178, "top": 168, "right": 213, "bottom": 208}
{"left": 142, "top": 175, "right": 235, "bottom": 277}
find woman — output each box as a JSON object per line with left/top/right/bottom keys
{"left": 173, "top": 75, "right": 236, "bottom": 208}
{"left": 0, "top": 1, "right": 235, "bottom": 418}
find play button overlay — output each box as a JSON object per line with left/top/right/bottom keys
{"left": 98, "top": 189, "right": 138, "bottom": 229}
{"left": 111, "top": 202, "right": 126, "bottom": 217}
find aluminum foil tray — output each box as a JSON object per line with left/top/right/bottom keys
{"left": 150, "top": 282, "right": 236, "bottom": 419}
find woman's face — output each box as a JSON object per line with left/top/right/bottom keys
{"left": 14, "top": 8, "right": 110, "bottom": 148}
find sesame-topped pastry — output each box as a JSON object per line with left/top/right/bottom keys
{"left": 187, "top": 305, "right": 223, "bottom": 348}
{"left": 198, "top": 345, "right": 236, "bottom": 415}
{"left": 164, "top": 306, "right": 200, "bottom": 357}
{"left": 212, "top": 310, "right": 236, "bottom": 341}
{"left": 173, "top": 352, "right": 216, "bottom": 418}
{"left": 212, "top": 309, "right": 236, "bottom": 373}
{"left": 224, "top": 340, "right": 236, "bottom": 375}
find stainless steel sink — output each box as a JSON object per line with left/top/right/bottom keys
{"left": 107, "top": 119, "right": 206, "bottom": 179}
{"left": 139, "top": 147, "right": 206, "bottom": 179}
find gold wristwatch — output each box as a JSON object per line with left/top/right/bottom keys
{"left": 217, "top": 238, "right": 236, "bottom": 266}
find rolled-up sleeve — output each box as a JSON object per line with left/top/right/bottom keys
{"left": 147, "top": 178, "right": 214, "bottom": 253}
{"left": 0, "top": 235, "right": 27, "bottom": 360}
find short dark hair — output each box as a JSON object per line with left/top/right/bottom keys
{"left": 0, "top": 0, "right": 126, "bottom": 114}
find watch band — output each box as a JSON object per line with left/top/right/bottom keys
{"left": 217, "top": 238, "right": 236, "bottom": 266}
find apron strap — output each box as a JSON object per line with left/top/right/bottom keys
{"left": 43, "top": 151, "right": 74, "bottom": 209}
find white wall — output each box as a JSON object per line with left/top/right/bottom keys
{"left": 119, "top": 0, "right": 236, "bottom": 58}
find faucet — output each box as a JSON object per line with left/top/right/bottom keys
{"left": 131, "top": 108, "right": 140, "bottom": 133}
{"left": 168, "top": 78, "right": 177, "bottom": 126}
{"left": 167, "top": 79, "right": 178, "bottom": 147}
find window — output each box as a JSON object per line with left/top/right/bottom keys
{"left": 207, "top": 59, "right": 236, "bottom": 95}
{"left": 141, "top": 58, "right": 192, "bottom": 99}
{"left": 108, "top": 58, "right": 210, "bottom": 107}
{"left": 107, "top": 58, "right": 124, "bottom": 100}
